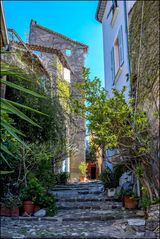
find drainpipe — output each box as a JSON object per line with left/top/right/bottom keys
{"left": 123, "top": 1, "right": 130, "bottom": 81}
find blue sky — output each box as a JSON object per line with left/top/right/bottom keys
{"left": 3, "top": 0, "right": 104, "bottom": 85}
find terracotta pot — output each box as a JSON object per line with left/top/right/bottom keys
{"left": 80, "top": 176, "right": 85, "bottom": 182}
{"left": 23, "top": 201, "right": 34, "bottom": 214}
{"left": 0, "top": 207, "right": 9, "bottom": 216}
{"left": 0, "top": 207, "right": 10, "bottom": 216}
{"left": 34, "top": 205, "right": 40, "bottom": 212}
{"left": 124, "top": 196, "right": 137, "bottom": 209}
{"left": 10, "top": 208, "right": 19, "bottom": 217}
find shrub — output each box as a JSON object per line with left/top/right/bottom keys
{"left": 20, "top": 177, "right": 46, "bottom": 202}
{"left": 79, "top": 162, "right": 88, "bottom": 176}
{"left": 100, "top": 165, "right": 125, "bottom": 189}
{"left": 55, "top": 172, "right": 69, "bottom": 185}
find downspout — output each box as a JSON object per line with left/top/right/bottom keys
{"left": 123, "top": 0, "right": 130, "bottom": 81}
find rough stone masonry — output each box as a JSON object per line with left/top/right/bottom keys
{"left": 29, "top": 20, "right": 88, "bottom": 181}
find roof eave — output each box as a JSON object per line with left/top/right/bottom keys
{"left": 96, "top": 1, "right": 102, "bottom": 23}
{"left": 96, "top": 0, "right": 107, "bottom": 23}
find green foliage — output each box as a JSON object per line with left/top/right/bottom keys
{"left": 139, "top": 196, "right": 151, "bottom": 209}
{"left": 55, "top": 172, "right": 70, "bottom": 185}
{"left": 20, "top": 177, "right": 46, "bottom": 202}
{"left": 79, "top": 161, "right": 88, "bottom": 176}
{"left": 5, "top": 63, "right": 67, "bottom": 162}
{"left": 39, "top": 194, "right": 57, "bottom": 216}
{"left": 1, "top": 192, "right": 22, "bottom": 208}
{"left": 1, "top": 62, "right": 45, "bottom": 173}
{"left": 100, "top": 166, "right": 123, "bottom": 189}
{"left": 19, "top": 176, "right": 57, "bottom": 216}
{"left": 151, "top": 197, "right": 160, "bottom": 205}
{"left": 116, "top": 189, "right": 137, "bottom": 199}
{"left": 135, "top": 164, "right": 144, "bottom": 178}
{"left": 73, "top": 67, "right": 150, "bottom": 154}
{"left": 72, "top": 67, "right": 159, "bottom": 200}
{"left": 18, "top": 143, "right": 56, "bottom": 190}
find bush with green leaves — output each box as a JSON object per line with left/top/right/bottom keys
{"left": 100, "top": 168, "right": 117, "bottom": 189}
{"left": 37, "top": 193, "right": 57, "bottom": 216}
{"left": 20, "top": 177, "right": 46, "bottom": 202}
{"left": 100, "top": 165, "right": 124, "bottom": 189}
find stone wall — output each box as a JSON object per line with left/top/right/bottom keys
{"left": 129, "top": 0, "right": 159, "bottom": 139}
{"left": 29, "top": 21, "right": 87, "bottom": 181}
{"left": 128, "top": 1, "right": 159, "bottom": 186}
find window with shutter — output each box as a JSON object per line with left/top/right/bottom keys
{"left": 118, "top": 26, "right": 124, "bottom": 66}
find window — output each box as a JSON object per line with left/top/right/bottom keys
{"left": 64, "top": 68, "right": 70, "bottom": 83}
{"left": 114, "top": 38, "right": 120, "bottom": 75}
{"left": 65, "top": 49, "right": 72, "bottom": 57}
{"left": 112, "top": 0, "right": 118, "bottom": 10}
{"left": 107, "top": 0, "right": 118, "bottom": 19}
{"left": 111, "top": 26, "right": 124, "bottom": 83}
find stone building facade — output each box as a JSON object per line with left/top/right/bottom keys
{"left": 128, "top": 1, "right": 159, "bottom": 191}
{"left": 29, "top": 20, "right": 88, "bottom": 181}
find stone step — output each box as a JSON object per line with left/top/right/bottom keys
{"left": 51, "top": 188, "right": 104, "bottom": 194}
{"left": 56, "top": 201, "right": 122, "bottom": 210}
{"left": 54, "top": 187, "right": 104, "bottom": 191}
{"left": 56, "top": 197, "right": 119, "bottom": 202}
{"left": 54, "top": 209, "right": 145, "bottom": 222}
{"left": 52, "top": 182, "right": 104, "bottom": 191}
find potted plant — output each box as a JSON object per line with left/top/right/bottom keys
{"left": 123, "top": 190, "right": 138, "bottom": 209}
{"left": 20, "top": 177, "right": 46, "bottom": 215}
{"left": 79, "top": 161, "right": 88, "bottom": 182}
{"left": 9, "top": 195, "right": 22, "bottom": 217}
{"left": 0, "top": 202, "right": 10, "bottom": 217}
{"left": 100, "top": 167, "right": 118, "bottom": 197}
{"left": 20, "top": 188, "right": 35, "bottom": 215}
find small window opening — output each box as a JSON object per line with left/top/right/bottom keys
{"left": 65, "top": 49, "right": 71, "bottom": 56}
{"left": 33, "top": 51, "right": 42, "bottom": 57}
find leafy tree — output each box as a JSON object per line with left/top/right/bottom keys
{"left": 72, "top": 67, "right": 159, "bottom": 200}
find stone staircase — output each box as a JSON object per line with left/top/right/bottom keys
{"left": 1, "top": 181, "right": 158, "bottom": 238}
{"left": 48, "top": 180, "right": 158, "bottom": 238}
{"left": 50, "top": 181, "right": 143, "bottom": 221}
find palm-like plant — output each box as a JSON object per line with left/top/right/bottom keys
{"left": 1, "top": 61, "right": 46, "bottom": 173}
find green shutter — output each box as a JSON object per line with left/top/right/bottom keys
{"left": 118, "top": 26, "right": 124, "bottom": 66}
{"left": 111, "top": 47, "right": 115, "bottom": 82}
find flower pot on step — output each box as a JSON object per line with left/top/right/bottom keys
{"left": 0, "top": 207, "right": 10, "bottom": 216}
{"left": 124, "top": 196, "right": 137, "bottom": 209}
{"left": 23, "top": 201, "right": 34, "bottom": 215}
{"left": 80, "top": 176, "right": 85, "bottom": 182}
{"left": 10, "top": 208, "right": 19, "bottom": 217}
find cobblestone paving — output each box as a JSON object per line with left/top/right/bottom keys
{"left": 1, "top": 217, "right": 154, "bottom": 239}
